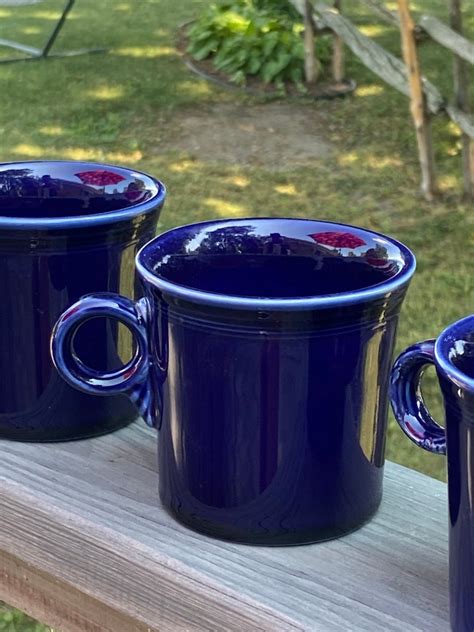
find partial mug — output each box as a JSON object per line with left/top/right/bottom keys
{"left": 391, "top": 315, "right": 474, "bottom": 632}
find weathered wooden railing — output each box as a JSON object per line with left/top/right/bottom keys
{"left": 0, "top": 424, "right": 450, "bottom": 630}
{"left": 359, "top": 0, "right": 399, "bottom": 27}
{"left": 291, "top": 0, "right": 474, "bottom": 201}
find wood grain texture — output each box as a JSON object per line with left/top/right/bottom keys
{"left": 359, "top": 0, "right": 400, "bottom": 27}
{"left": 304, "top": 0, "right": 319, "bottom": 84}
{"left": 398, "top": 0, "right": 437, "bottom": 200}
{"left": 331, "top": 0, "right": 345, "bottom": 82}
{"left": 358, "top": 0, "right": 426, "bottom": 41}
{"left": 0, "top": 549, "right": 151, "bottom": 632}
{"left": 0, "top": 423, "right": 449, "bottom": 631}
{"left": 420, "top": 15, "right": 474, "bottom": 66}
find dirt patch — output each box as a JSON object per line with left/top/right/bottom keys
{"left": 173, "top": 103, "right": 334, "bottom": 170}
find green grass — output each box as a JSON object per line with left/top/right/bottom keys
{"left": 0, "top": 0, "right": 473, "bottom": 627}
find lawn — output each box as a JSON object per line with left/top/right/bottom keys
{"left": 0, "top": 0, "right": 472, "bottom": 628}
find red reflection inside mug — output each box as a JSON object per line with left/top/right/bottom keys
{"left": 309, "top": 231, "right": 367, "bottom": 249}
{"left": 75, "top": 170, "right": 126, "bottom": 187}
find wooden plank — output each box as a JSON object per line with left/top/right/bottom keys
{"left": 0, "top": 424, "right": 449, "bottom": 631}
{"left": 420, "top": 15, "right": 474, "bottom": 66}
{"left": 0, "top": 465, "right": 299, "bottom": 631}
{"left": 314, "top": 2, "right": 445, "bottom": 114}
{"left": 397, "top": 0, "right": 437, "bottom": 200}
{"left": 359, "top": 0, "right": 400, "bottom": 27}
{"left": 358, "top": 1, "right": 426, "bottom": 40}
{"left": 332, "top": 0, "right": 345, "bottom": 81}
{"left": 289, "top": 0, "right": 328, "bottom": 32}
{"left": 449, "top": 0, "right": 474, "bottom": 199}
{"left": 304, "top": 0, "right": 319, "bottom": 83}
{"left": 446, "top": 105, "right": 474, "bottom": 138}
{"left": 0, "top": 549, "right": 150, "bottom": 632}
{"left": 291, "top": 0, "right": 345, "bottom": 82}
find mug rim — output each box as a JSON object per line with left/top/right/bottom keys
{"left": 136, "top": 217, "right": 417, "bottom": 311}
{"left": 435, "top": 315, "right": 474, "bottom": 391}
{"left": 0, "top": 160, "right": 166, "bottom": 230}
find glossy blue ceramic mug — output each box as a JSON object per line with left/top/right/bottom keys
{"left": 390, "top": 315, "right": 474, "bottom": 632}
{"left": 52, "top": 218, "right": 416, "bottom": 544}
{"left": 0, "top": 161, "right": 165, "bottom": 441}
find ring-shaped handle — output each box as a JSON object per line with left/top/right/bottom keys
{"left": 390, "top": 340, "right": 447, "bottom": 455}
{"left": 51, "top": 292, "right": 149, "bottom": 398}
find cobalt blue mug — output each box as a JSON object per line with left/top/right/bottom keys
{"left": 52, "top": 218, "right": 416, "bottom": 544}
{"left": 0, "top": 161, "right": 165, "bottom": 441}
{"left": 390, "top": 315, "right": 474, "bottom": 632}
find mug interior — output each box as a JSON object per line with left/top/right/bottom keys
{"left": 140, "top": 218, "right": 413, "bottom": 300}
{"left": 0, "top": 161, "right": 161, "bottom": 219}
{"left": 438, "top": 316, "right": 474, "bottom": 383}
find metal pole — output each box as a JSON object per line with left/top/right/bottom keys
{"left": 41, "top": 0, "right": 76, "bottom": 57}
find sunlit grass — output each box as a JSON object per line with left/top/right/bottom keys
{"left": 21, "top": 26, "right": 41, "bottom": 34}
{"left": 359, "top": 24, "right": 389, "bottom": 37}
{"left": 86, "top": 85, "right": 126, "bottom": 101}
{"left": 204, "top": 197, "right": 248, "bottom": 215}
{"left": 113, "top": 45, "right": 177, "bottom": 58}
{"left": 169, "top": 159, "right": 200, "bottom": 173}
{"left": 30, "top": 10, "right": 74, "bottom": 20}
{"left": 175, "top": 79, "right": 213, "bottom": 96}
{"left": 274, "top": 183, "right": 298, "bottom": 195}
{"left": 224, "top": 175, "right": 251, "bottom": 187}
{"left": 11, "top": 143, "right": 143, "bottom": 163}
{"left": 38, "top": 125, "right": 64, "bottom": 136}
{"left": 338, "top": 151, "right": 359, "bottom": 165}
{"left": 357, "top": 85, "right": 385, "bottom": 97}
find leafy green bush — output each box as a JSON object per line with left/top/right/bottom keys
{"left": 186, "top": 0, "right": 331, "bottom": 88}
{"left": 0, "top": 605, "right": 48, "bottom": 632}
{"left": 253, "top": 0, "right": 300, "bottom": 19}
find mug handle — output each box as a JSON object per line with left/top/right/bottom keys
{"left": 50, "top": 292, "right": 156, "bottom": 428}
{"left": 390, "top": 340, "right": 447, "bottom": 455}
